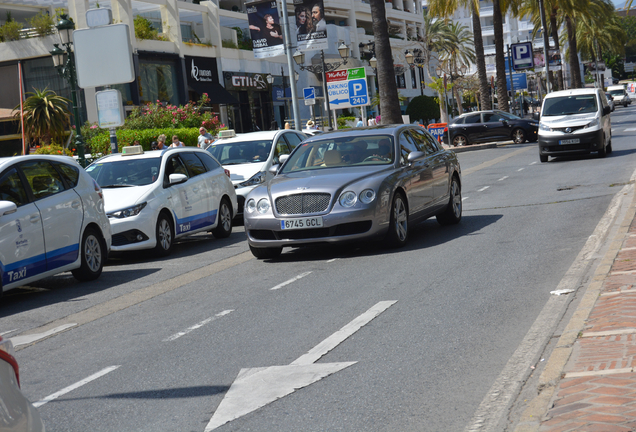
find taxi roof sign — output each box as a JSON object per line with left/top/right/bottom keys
{"left": 121, "top": 145, "right": 144, "bottom": 156}
{"left": 218, "top": 130, "right": 237, "bottom": 139}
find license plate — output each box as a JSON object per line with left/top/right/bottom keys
{"left": 559, "top": 138, "right": 580, "bottom": 145}
{"left": 281, "top": 217, "right": 323, "bottom": 230}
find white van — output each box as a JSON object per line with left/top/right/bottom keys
{"left": 538, "top": 88, "right": 612, "bottom": 162}
{"left": 607, "top": 85, "right": 631, "bottom": 107}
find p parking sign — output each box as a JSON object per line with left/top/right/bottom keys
{"left": 511, "top": 42, "right": 533, "bottom": 71}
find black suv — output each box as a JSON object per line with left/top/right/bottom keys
{"left": 448, "top": 110, "right": 539, "bottom": 146}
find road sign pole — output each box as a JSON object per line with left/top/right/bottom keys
{"left": 507, "top": 45, "right": 516, "bottom": 115}
{"left": 321, "top": 50, "right": 333, "bottom": 130}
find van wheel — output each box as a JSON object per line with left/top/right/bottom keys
{"left": 540, "top": 154, "right": 548, "bottom": 163}
{"left": 72, "top": 227, "right": 105, "bottom": 281}
{"left": 607, "top": 139, "right": 613, "bottom": 154}
{"left": 598, "top": 142, "right": 607, "bottom": 158}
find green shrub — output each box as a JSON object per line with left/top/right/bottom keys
{"left": 0, "top": 20, "right": 23, "bottom": 42}
{"left": 222, "top": 39, "right": 238, "bottom": 49}
{"left": 337, "top": 116, "right": 356, "bottom": 129}
{"left": 33, "top": 144, "right": 73, "bottom": 156}
{"left": 86, "top": 128, "right": 202, "bottom": 156}
{"left": 406, "top": 95, "right": 440, "bottom": 124}
{"left": 28, "top": 11, "right": 54, "bottom": 37}
{"left": 134, "top": 15, "right": 162, "bottom": 41}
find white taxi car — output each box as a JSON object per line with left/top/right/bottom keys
{"left": 87, "top": 146, "right": 238, "bottom": 256}
{"left": 0, "top": 155, "right": 111, "bottom": 295}
{"left": 207, "top": 129, "right": 306, "bottom": 216}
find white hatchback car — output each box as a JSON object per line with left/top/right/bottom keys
{"left": 0, "top": 155, "right": 110, "bottom": 295}
{"left": 206, "top": 129, "right": 306, "bottom": 216}
{"left": 87, "top": 146, "right": 238, "bottom": 256}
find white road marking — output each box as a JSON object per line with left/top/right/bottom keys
{"left": 270, "top": 271, "right": 312, "bottom": 290}
{"left": 33, "top": 366, "right": 120, "bottom": 408}
{"left": 204, "top": 301, "right": 397, "bottom": 431}
{"left": 163, "top": 310, "right": 234, "bottom": 342}
{"left": 477, "top": 186, "right": 490, "bottom": 192}
{"left": 462, "top": 197, "right": 468, "bottom": 201}
{"left": 11, "top": 323, "right": 77, "bottom": 348}
{"left": 0, "top": 329, "right": 18, "bottom": 337}
{"left": 326, "top": 259, "right": 337, "bottom": 263}
{"left": 498, "top": 176, "right": 509, "bottom": 181}
{"left": 517, "top": 168, "right": 525, "bottom": 172}
{"left": 625, "top": 128, "right": 636, "bottom": 131}
{"left": 529, "top": 161, "right": 537, "bottom": 165}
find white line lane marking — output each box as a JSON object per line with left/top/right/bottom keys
{"left": 11, "top": 323, "right": 77, "bottom": 348}
{"left": 529, "top": 161, "right": 537, "bottom": 165}
{"left": 33, "top": 366, "right": 120, "bottom": 408}
{"left": 462, "top": 197, "right": 468, "bottom": 201}
{"left": 163, "top": 310, "right": 234, "bottom": 342}
{"left": 0, "top": 329, "right": 18, "bottom": 337}
{"left": 270, "top": 271, "right": 312, "bottom": 291}
{"left": 326, "top": 259, "right": 337, "bottom": 263}
{"left": 625, "top": 128, "right": 636, "bottom": 131}
{"left": 292, "top": 300, "right": 398, "bottom": 365}
{"left": 517, "top": 168, "right": 525, "bottom": 172}
{"left": 477, "top": 186, "right": 490, "bottom": 192}
{"left": 498, "top": 176, "right": 509, "bottom": 181}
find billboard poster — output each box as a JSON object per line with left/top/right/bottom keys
{"left": 247, "top": 0, "right": 284, "bottom": 58}
{"left": 293, "top": 0, "right": 328, "bottom": 52}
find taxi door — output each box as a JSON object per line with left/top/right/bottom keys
{"left": 163, "top": 154, "right": 207, "bottom": 236}
{"left": 19, "top": 160, "right": 84, "bottom": 272}
{"left": 179, "top": 152, "right": 215, "bottom": 231}
{"left": 0, "top": 167, "right": 46, "bottom": 288}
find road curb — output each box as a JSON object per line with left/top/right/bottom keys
{"left": 513, "top": 182, "right": 636, "bottom": 431}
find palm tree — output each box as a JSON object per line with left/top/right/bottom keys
{"left": 576, "top": 0, "right": 626, "bottom": 74}
{"left": 14, "top": 88, "right": 71, "bottom": 146}
{"left": 428, "top": 0, "right": 492, "bottom": 112}
{"left": 492, "top": 0, "right": 510, "bottom": 112}
{"left": 439, "top": 22, "right": 476, "bottom": 116}
{"left": 369, "top": 0, "right": 404, "bottom": 124}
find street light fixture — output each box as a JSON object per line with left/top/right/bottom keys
{"left": 292, "top": 42, "right": 350, "bottom": 130}
{"left": 405, "top": 49, "right": 426, "bottom": 96}
{"left": 49, "top": 14, "right": 86, "bottom": 166}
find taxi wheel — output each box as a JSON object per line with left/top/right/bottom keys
{"left": 249, "top": 245, "right": 282, "bottom": 259}
{"left": 386, "top": 192, "right": 409, "bottom": 248}
{"left": 154, "top": 213, "right": 174, "bottom": 257}
{"left": 436, "top": 176, "right": 462, "bottom": 225}
{"left": 212, "top": 198, "right": 233, "bottom": 239}
{"left": 72, "top": 227, "right": 105, "bottom": 281}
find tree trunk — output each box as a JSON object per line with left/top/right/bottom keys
{"left": 453, "top": 85, "right": 463, "bottom": 115}
{"left": 472, "top": 2, "right": 491, "bottom": 110}
{"left": 565, "top": 15, "right": 583, "bottom": 88}
{"left": 369, "top": 0, "right": 403, "bottom": 124}
{"left": 493, "top": 0, "right": 509, "bottom": 112}
{"left": 549, "top": 9, "right": 564, "bottom": 90}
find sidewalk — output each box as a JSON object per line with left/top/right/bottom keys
{"left": 514, "top": 182, "right": 636, "bottom": 431}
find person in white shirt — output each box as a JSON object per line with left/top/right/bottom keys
{"left": 367, "top": 117, "right": 376, "bottom": 126}
{"left": 198, "top": 127, "right": 214, "bottom": 148}
{"left": 170, "top": 135, "right": 185, "bottom": 148}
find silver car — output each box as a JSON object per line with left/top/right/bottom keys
{"left": 244, "top": 125, "right": 462, "bottom": 259}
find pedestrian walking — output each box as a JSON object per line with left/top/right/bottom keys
{"left": 356, "top": 118, "right": 364, "bottom": 127}
{"left": 198, "top": 127, "right": 214, "bottom": 149}
{"left": 170, "top": 135, "right": 185, "bottom": 148}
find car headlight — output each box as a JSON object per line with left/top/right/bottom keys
{"left": 539, "top": 122, "right": 551, "bottom": 132}
{"left": 339, "top": 191, "right": 357, "bottom": 208}
{"left": 108, "top": 202, "right": 147, "bottom": 219}
{"left": 529, "top": 122, "right": 539, "bottom": 127}
{"left": 246, "top": 199, "right": 256, "bottom": 213}
{"left": 585, "top": 118, "right": 599, "bottom": 129}
{"left": 239, "top": 171, "right": 266, "bottom": 188}
{"left": 359, "top": 189, "right": 376, "bottom": 204}
{"left": 257, "top": 198, "right": 270, "bottom": 214}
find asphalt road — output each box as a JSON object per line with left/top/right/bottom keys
{"left": 3, "top": 104, "right": 636, "bottom": 432}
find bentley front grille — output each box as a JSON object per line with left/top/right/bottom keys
{"left": 275, "top": 193, "right": 331, "bottom": 215}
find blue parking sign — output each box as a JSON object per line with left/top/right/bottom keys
{"left": 347, "top": 79, "right": 368, "bottom": 106}
{"left": 511, "top": 42, "right": 533, "bottom": 70}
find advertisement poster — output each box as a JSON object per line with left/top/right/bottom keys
{"left": 293, "top": 0, "right": 328, "bottom": 52}
{"left": 247, "top": 0, "right": 284, "bottom": 58}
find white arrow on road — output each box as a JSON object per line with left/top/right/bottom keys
{"left": 204, "top": 300, "right": 397, "bottom": 431}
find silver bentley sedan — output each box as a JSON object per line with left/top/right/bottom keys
{"left": 244, "top": 125, "right": 462, "bottom": 259}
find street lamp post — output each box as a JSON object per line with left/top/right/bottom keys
{"left": 49, "top": 15, "right": 86, "bottom": 166}
{"left": 405, "top": 50, "right": 426, "bottom": 96}
{"left": 293, "top": 43, "right": 350, "bottom": 130}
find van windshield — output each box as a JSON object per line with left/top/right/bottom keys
{"left": 542, "top": 95, "right": 598, "bottom": 116}
{"left": 608, "top": 89, "right": 625, "bottom": 97}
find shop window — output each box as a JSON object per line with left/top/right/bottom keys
{"left": 396, "top": 73, "right": 406, "bottom": 89}
{"left": 139, "top": 60, "right": 179, "bottom": 105}
{"left": 411, "top": 69, "right": 417, "bottom": 89}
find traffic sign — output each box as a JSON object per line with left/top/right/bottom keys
{"left": 325, "top": 67, "right": 370, "bottom": 110}
{"left": 505, "top": 72, "right": 528, "bottom": 91}
{"left": 303, "top": 87, "right": 315, "bottom": 106}
{"left": 427, "top": 123, "right": 447, "bottom": 143}
{"left": 511, "top": 42, "right": 533, "bottom": 71}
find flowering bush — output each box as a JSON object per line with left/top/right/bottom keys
{"left": 33, "top": 144, "right": 73, "bottom": 156}
{"left": 86, "top": 128, "right": 202, "bottom": 156}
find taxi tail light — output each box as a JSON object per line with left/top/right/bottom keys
{"left": 224, "top": 169, "right": 231, "bottom": 178}
{"left": 92, "top": 178, "right": 103, "bottom": 199}
{"left": 0, "top": 337, "right": 20, "bottom": 387}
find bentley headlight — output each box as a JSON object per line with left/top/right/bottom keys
{"left": 239, "top": 171, "right": 266, "bottom": 188}
{"left": 108, "top": 202, "right": 147, "bottom": 219}
{"left": 359, "top": 189, "right": 376, "bottom": 204}
{"left": 539, "top": 122, "right": 551, "bottom": 132}
{"left": 339, "top": 191, "right": 357, "bottom": 208}
{"left": 246, "top": 199, "right": 256, "bottom": 213}
{"left": 257, "top": 198, "right": 270, "bottom": 214}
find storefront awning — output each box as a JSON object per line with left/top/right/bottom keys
{"left": 189, "top": 82, "right": 239, "bottom": 105}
